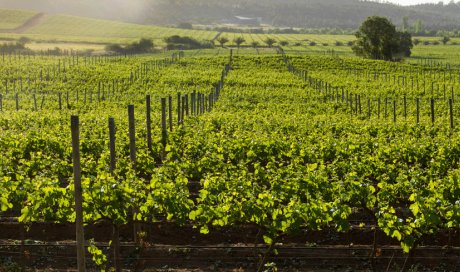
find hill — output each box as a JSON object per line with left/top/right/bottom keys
{"left": 0, "top": 10, "right": 218, "bottom": 46}
{"left": 0, "top": 0, "right": 460, "bottom": 32}
{"left": 0, "top": 8, "right": 38, "bottom": 30}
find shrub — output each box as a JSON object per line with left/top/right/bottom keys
{"left": 165, "top": 35, "right": 212, "bottom": 50}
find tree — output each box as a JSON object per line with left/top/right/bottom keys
{"left": 251, "top": 41, "right": 259, "bottom": 48}
{"left": 264, "top": 38, "right": 276, "bottom": 48}
{"left": 164, "top": 35, "right": 209, "bottom": 50}
{"left": 105, "top": 38, "right": 154, "bottom": 54}
{"left": 352, "top": 16, "right": 412, "bottom": 61}
{"left": 233, "top": 37, "right": 245, "bottom": 48}
{"left": 397, "top": 31, "right": 413, "bottom": 57}
{"left": 136, "top": 38, "right": 154, "bottom": 52}
{"left": 279, "top": 41, "right": 289, "bottom": 46}
{"left": 216, "top": 36, "right": 229, "bottom": 48}
{"left": 17, "top": 37, "right": 31, "bottom": 45}
{"left": 442, "top": 36, "right": 450, "bottom": 45}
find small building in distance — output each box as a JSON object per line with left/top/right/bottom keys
{"left": 223, "top": 16, "right": 262, "bottom": 26}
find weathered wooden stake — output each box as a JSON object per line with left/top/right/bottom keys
{"left": 161, "top": 98, "right": 167, "bottom": 149}
{"left": 403, "top": 96, "right": 407, "bottom": 120}
{"left": 177, "top": 92, "right": 181, "bottom": 125}
{"left": 128, "top": 105, "right": 136, "bottom": 169}
{"left": 367, "top": 98, "right": 371, "bottom": 119}
{"left": 33, "top": 94, "right": 37, "bottom": 111}
{"left": 146, "top": 95, "right": 152, "bottom": 153}
{"left": 416, "top": 98, "right": 420, "bottom": 125}
{"left": 449, "top": 98, "right": 454, "bottom": 131}
{"left": 393, "top": 100, "right": 397, "bottom": 123}
{"left": 71, "top": 115, "right": 86, "bottom": 272}
{"left": 168, "top": 96, "right": 173, "bottom": 132}
{"left": 108, "top": 118, "right": 116, "bottom": 173}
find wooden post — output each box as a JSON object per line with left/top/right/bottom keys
{"left": 378, "top": 98, "right": 381, "bottom": 119}
{"left": 393, "top": 100, "right": 396, "bottom": 123}
{"left": 197, "top": 93, "right": 201, "bottom": 115}
{"left": 431, "top": 98, "right": 435, "bottom": 125}
{"left": 191, "top": 92, "right": 196, "bottom": 115}
{"left": 358, "top": 95, "right": 362, "bottom": 114}
{"left": 108, "top": 118, "right": 116, "bottom": 173}
{"left": 0, "top": 94, "right": 2, "bottom": 111}
{"left": 98, "top": 82, "right": 101, "bottom": 102}
{"left": 367, "top": 98, "right": 371, "bottom": 119}
{"left": 403, "top": 96, "right": 407, "bottom": 120}
{"left": 71, "top": 115, "right": 86, "bottom": 272}
{"left": 384, "top": 98, "right": 388, "bottom": 119}
{"left": 181, "top": 95, "right": 185, "bottom": 122}
{"left": 168, "top": 96, "right": 173, "bottom": 132}
{"left": 449, "top": 98, "right": 454, "bottom": 131}
{"left": 185, "top": 94, "right": 189, "bottom": 116}
{"left": 416, "top": 98, "right": 420, "bottom": 125}
{"left": 40, "top": 96, "right": 45, "bottom": 110}
{"left": 15, "top": 94, "right": 19, "bottom": 111}
{"left": 349, "top": 94, "right": 353, "bottom": 115}
{"left": 177, "top": 93, "right": 181, "bottom": 125}
{"left": 146, "top": 95, "right": 152, "bottom": 153}
{"left": 59, "top": 93, "right": 62, "bottom": 110}
{"left": 161, "top": 98, "right": 167, "bottom": 149}
{"left": 108, "top": 117, "right": 121, "bottom": 272}
{"left": 128, "top": 105, "right": 136, "bottom": 170}
{"left": 202, "top": 93, "right": 205, "bottom": 114}
{"left": 33, "top": 94, "right": 37, "bottom": 111}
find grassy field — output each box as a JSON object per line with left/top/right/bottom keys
{"left": 26, "top": 42, "right": 106, "bottom": 52}
{"left": 0, "top": 8, "right": 37, "bottom": 30}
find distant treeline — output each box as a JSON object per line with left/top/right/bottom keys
{"left": 151, "top": 0, "right": 460, "bottom": 34}
{"left": 105, "top": 36, "right": 212, "bottom": 55}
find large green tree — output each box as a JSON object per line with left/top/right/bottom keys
{"left": 352, "top": 16, "right": 413, "bottom": 61}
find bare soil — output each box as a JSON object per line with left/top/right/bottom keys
{"left": 0, "top": 222, "right": 459, "bottom": 271}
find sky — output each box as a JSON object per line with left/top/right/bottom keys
{"left": 385, "top": 0, "right": 452, "bottom": 5}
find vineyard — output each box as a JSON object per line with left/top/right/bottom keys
{"left": 0, "top": 49, "right": 459, "bottom": 271}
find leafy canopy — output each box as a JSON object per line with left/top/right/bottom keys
{"left": 352, "top": 16, "right": 413, "bottom": 61}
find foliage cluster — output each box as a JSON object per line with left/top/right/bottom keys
{"left": 353, "top": 16, "right": 413, "bottom": 61}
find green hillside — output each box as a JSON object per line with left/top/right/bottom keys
{"left": 0, "top": 8, "right": 37, "bottom": 29}
{"left": 0, "top": 10, "right": 218, "bottom": 45}
{"left": 24, "top": 15, "right": 218, "bottom": 44}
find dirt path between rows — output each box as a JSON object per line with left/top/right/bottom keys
{"left": 0, "top": 12, "right": 47, "bottom": 34}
